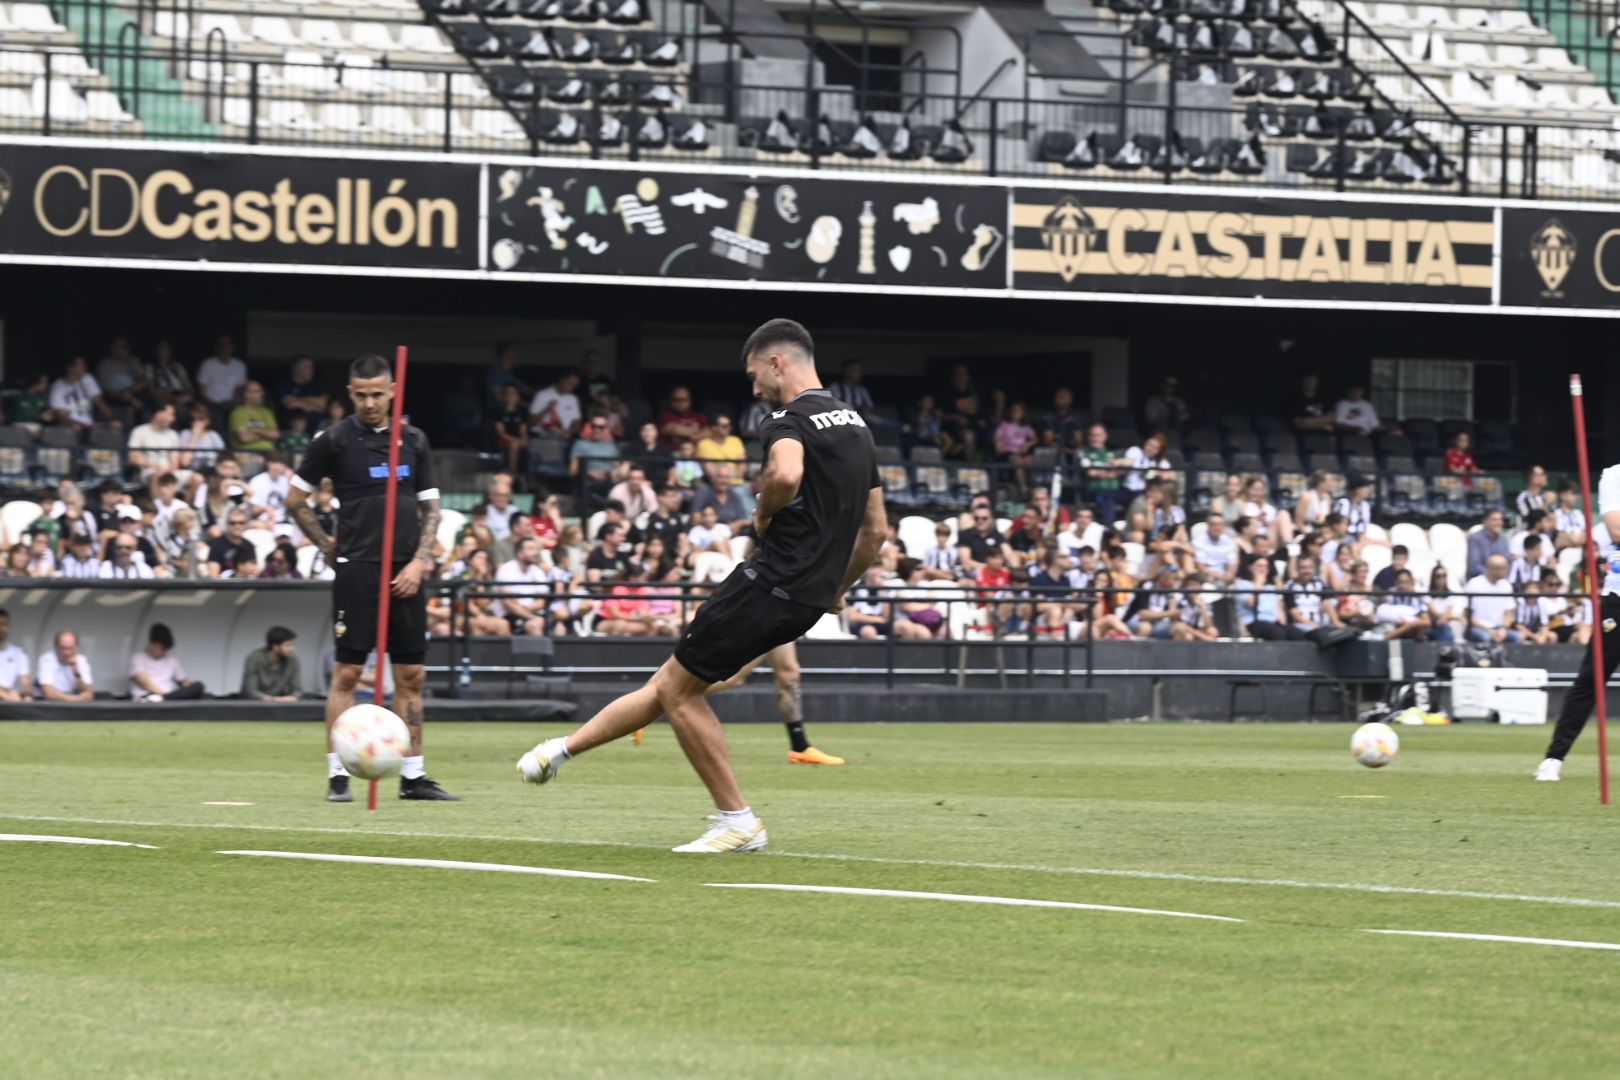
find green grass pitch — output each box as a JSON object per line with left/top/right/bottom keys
{"left": 4, "top": 720, "right": 1620, "bottom": 1078}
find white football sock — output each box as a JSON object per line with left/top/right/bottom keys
{"left": 716, "top": 806, "right": 759, "bottom": 829}
{"left": 401, "top": 755, "right": 425, "bottom": 780}
{"left": 327, "top": 752, "right": 349, "bottom": 778}
{"left": 539, "top": 737, "right": 572, "bottom": 766}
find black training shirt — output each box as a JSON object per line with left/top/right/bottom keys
{"left": 292, "top": 417, "right": 439, "bottom": 563}
{"left": 749, "top": 389, "right": 879, "bottom": 608}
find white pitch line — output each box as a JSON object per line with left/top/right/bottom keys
{"left": 1365, "top": 930, "right": 1620, "bottom": 952}
{"left": 0, "top": 833, "right": 157, "bottom": 848}
{"left": 218, "top": 850, "right": 654, "bottom": 881}
{"left": 706, "top": 883, "right": 1243, "bottom": 921}
{"left": 8, "top": 813, "right": 1620, "bottom": 912}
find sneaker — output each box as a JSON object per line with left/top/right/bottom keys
{"left": 633, "top": 727, "right": 645, "bottom": 746}
{"left": 671, "top": 816, "right": 768, "bottom": 853}
{"left": 516, "top": 744, "right": 560, "bottom": 784}
{"left": 399, "top": 776, "right": 462, "bottom": 801}
{"left": 326, "top": 775, "right": 353, "bottom": 803}
{"left": 1534, "top": 757, "right": 1563, "bottom": 782}
{"left": 788, "top": 747, "right": 845, "bottom": 766}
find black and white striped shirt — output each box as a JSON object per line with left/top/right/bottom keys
{"left": 58, "top": 554, "right": 103, "bottom": 579}
{"left": 1517, "top": 490, "right": 1549, "bottom": 521}
{"left": 1332, "top": 496, "right": 1371, "bottom": 539}
{"left": 1285, "top": 577, "right": 1327, "bottom": 626}
{"left": 99, "top": 560, "right": 155, "bottom": 580}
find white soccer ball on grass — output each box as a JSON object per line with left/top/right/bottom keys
{"left": 332, "top": 704, "right": 411, "bottom": 780}
{"left": 1350, "top": 722, "right": 1400, "bottom": 768}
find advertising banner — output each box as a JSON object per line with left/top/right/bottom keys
{"left": 0, "top": 144, "right": 479, "bottom": 268}
{"left": 485, "top": 163, "right": 1008, "bottom": 288}
{"left": 1500, "top": 209, "right": 1620, "bottom": 309}
{"left": 1010, "top": 190, "right": 1495, "bottom": 305}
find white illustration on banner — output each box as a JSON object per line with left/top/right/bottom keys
{"left": 892, "top": 197, "right": 940, "bottom": 236}
{"left": 496, "top": 168, "right": 522, "bottom": 202}
{"left": 774, "top": 185, "right": 801, "bottom": 224}
{"left": 805, "top": 216, "right": 842, "bottom": 264}
{"left": 671, "top": 188, "right": 729, "bottom": 215}
{"left": 709, "top": 186, "right": 769, "bottom": 269}
{"left": 857, "top": 202, "right": 876, "bottom": 275}
{"left": 491, "top": 238, "right": 523, "bottom": 270}
{"left": 961, "top": 224, "right": 1003, "bottom": 272}
{"left": 526, "top": 187, "right": 573, "bottom": 250}
{"left": 614, "top": 194, "right": 666, "bottom": 236}
{"left": 577, "top": 232, "right": 609, "bottom": 255}
{"left": 887, "top": 245, "right": 911, "bottom": 273}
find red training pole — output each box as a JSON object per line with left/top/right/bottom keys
{"left": 1570, "top": 373, "right": 1609, "bottom": 806}
{"left": 369, "top": 345, "right": 411, "bottom": 811}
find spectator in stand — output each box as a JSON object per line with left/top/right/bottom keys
{"left": 97, "top": 336, "right": 150, "bottom": 425}
{"left": 531, "top": 370, "right": 583, "bottom": 438}
{"left": 1426, "top": 566, "right": 1463, "bottom": 642}
{"left": 101, "top": 534, "right": 156, "bottom": 580}
{"left": 279, "top": 412, "right": 312, "bottom": 458}
{"left": 247, "top": 453, "right": 293, "bottom": 527}
{"left": 641, "top": 485, "right": 690, "bottom": 566}
{"left": 1292, "top": 373, "right": 1335, "bottom": 432}
{"left": 1373, "top": 570, "right": 1434, "bottom": 641}
{"left": 1077, "top": 423, "right": 1124, "bottom": 524}
{"left": 630, "top": 420, "right": 675, "bottom": 481}
{"left": 1554, "top": 482, "right": 1586, "bottom": 550}
{"left": 145, "top": 340, "right": 195, "bottom": 414}
{"left": 1295, "top": 470, "right": 1337, "bottom": 534}
{"left": 2, "top": 544, "right": 29, "bottom": 578}
{"left": 1543, "top": 566, "right": 1590, "bottom": 645}
{"left": 11, "top": 373, "right": 54, "bottom": 431}
{"left": 1038, "top": 387, "right": 1086, "bottom": 450}
{"left": 1177, "top": 573, "right": 1221, "bottom": 642}
{"left": 1518, "top": 465, "right": 1551, "bottom": 522}
{"left": 828, "top": 360, "right": 876, "bottom": 415}
{"left": 496, "top": 537, "right": 552, "bottom": 636}
{"left": 1323, "top": 536, "right": 1356, "bottom": 591}
{"left": 1332, "top": 474, "right": 1375, "bottom": 547}
{"left": 608, "top": 465, "right": 658, "bottom": 522}
{"left": 38, "top": 629, "right": 93, "bottom": 701}
{"left": 1127, "top": 564, "right": 1185, "bottom": 640}
{"left": 1127, "top": 478, "right": 1185, "bottom": 544}
{"left": 994, "top": 401, "right": 1038, "bottom": 490}
{"left": 277, "top": 356, "right": 329, "bottom": 426}
{"left": 490, "top": 512, "right": 538, "bottom": 568}
{"left": 156, "top": 508, "right": 206, "bottom": 578}
{"left": 317, "top": 398, "right": 347, "bottom": 433}
{"left": 178, "top": 403, "right": 225, "bottom": 471}
{"left": 1373, "top": 545, "right": 1409, "bottom": 590}
{"left": 1465, "top": 555, "right": 1519, "bottom": 644}
{"left": 1235, "top": 554, "right": 1286, "bottom": 640}
{"left": 671, "top": 437, "right": 704, "bottom": 490}
{"left": 1213, "top": 473, "right": 1246, "bottom": 522}
{"left": 1511, "top": 534, "right": 1549, "bottom": 588}
{"left": 432, "top": 549, "right": 509, "bottom": 637}
{"left": 25, "top": 528, "right": 57, "bottom": 578}
{"left": 1466, "top": 509, "right": 1511, "bottom": 579}
{"left": 58, "top": 530, "right": 102, "bottom": 579}
{"left": 695, "top": 415, "right": 747, "bottom": 480}
{"left": 129, "top": 623, "right": 204, "bottom": 701}
{"left": 486, "top": 342, "right": 532, "bottom": 408}
{"left": 1140, "top": 520, "right": 1195, "bottom": 579}
{"left": 1005, "top": 506, "right": 1046, "bottom": 568}
{"left": 1284, "top": 555, "right": 1344, "bottom": 644}
{"left": 1193, "top": 512, "right": 1239, "bottom": 583}
{"left": 258, "top": 545, "right": 301, "bottom": 580}
{"left": 229, "top": 382, "right": 279, "bottom": 451}
{"left": 1334, "top": 561, "right": 1377, "bottom": 633}
{"left": 197, "top": 335, "right": 248, "bottom": 420}
{"left": 586, "top": 522, "right": 634, "bottom": 584}
{"left": 848, "top": 566, "right": 897, "bottom": 639}
{"left": 0, "top": 608, "right": 33, "bottom": 701}
{"left": 1241, "top": 474, "right": 1294, "bottom": 546}
{"left": 657, "top": 386, "right": 708, "bottom": 450}
{"left": 1121, "top": 431, "right": 1171, "bottom": 501}
{"left": 569, "top": 412, "right": 620, "bottom": 491}
{"left": 207, "top": 510, "right": 256, "bottom": 577}
{"left": 940, "top": 364, "right": 990, "bottom": 460}
{"left": 49, "top": 356, "right": 116, "bottom": 431}
{"left": 690, "top": 464, "right": 754, "bottom": 525}
{"left": 241, "top": 626, "right": 301, "bottom": 701}
{"left": 908, "top": 393, "right": 951, "bottom": 456}
{"left": 1333, "top": 385, "right": 1396, "bottom": 435}
{"left": 1512, "top": 577, "right": 1558, "bottom": 645}
{"left": 685, "top": 504, "right": 732, "bottom": 560}
{"left": 482, "top": 478, "right": 520, "bottom": 542}
{"left": 921, "top": 522, "right": 961, "bottom": 580}
{"left": 127, "top": 403, "right": 184, "bottom": 483}
{"left": 51, "top": 485, "right": 97, "bottom": 546}
{"left": 1024, "top": 487, "right": 1071, "bottom": 531}
{"left": 1058, "top": 506, "right": 1104, "bottom": 559}
{"left": 971, "top": 548, "right": 1022, "bottom": 635}
{"left": 1445, "top": 431, "right": 1480, "bottom": 476}
{"left": 957, "top": 505, "right": 1006, "bottom": 577}
{"left": 489, "top": 383, "right": 530, "bottom": 475}
{"left": 1143, "top": 375, "right": 1191, "bottom": 432}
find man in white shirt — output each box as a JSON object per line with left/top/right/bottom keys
{"left": 127, "top": 403, "right": 184, "bottom": 481}
{"left": 0, "top": 609, "right": 33, "bottom": 701}
{"left": 129, "top": 623, "right": 204, "bottom": 700}
{"left": 1057, "top": 507, "right": 1105, "bottom": 560}
{"left": 49, "top": 356, "right": 111, "bottom": 431}
{"left": 1464, "top": 555, "right": 1519, "bottom": 644}
{"left": 1332, "top": 385, "right": 1385, "bottom": 435}
{"left": 247, "top": 453, "right": 294, "bottom": 525}
{"left": 482, "top": 479, "right": 519, "bottom": 542}
{"left": 495, "top": 537, "right": 551, "bottom": 635}
{"left": 529, "top": 372, "right": 583, "bottom": 437}
{"left": 686, "top": 505, "right": 732, "bottom": 555}
{"left": 197, "top": 335, "right": 248, "bottom": 412}
{"left": 38, "top": 629, "right": 94, "bottom": 701}
{"left": 1192, "top": 512, "right": 1240, "bottom": 583}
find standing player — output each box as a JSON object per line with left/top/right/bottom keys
{"left": 517, "top": 319, "right": 882, "bottom": 851}
{"left": 706, "top": 641, "right": 844, "bottom": 766}
{"left": 288, "top": 354, "right": 460, "bottom": 803}
{"left": 1535, "top": 463, "right": 1620, "bottom": 781}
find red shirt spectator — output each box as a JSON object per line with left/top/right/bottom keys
{"left": 657, "top": 387, "right": 709, "bottom": 450}
{"left": 973, "top": 560, "right": 1011, "bottom": 598}
{"left": 1445, "top": 432, "right": 1479, "bottom": 475}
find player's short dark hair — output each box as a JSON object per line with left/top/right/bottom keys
{"left": 266, "top": 626, "right": 296, "bottom": 648}
{"left": 741, "top": 318, "right": 814, "bottom": 363}
{"left": 149, "top": 623, "right": 175, "bottom": 649}
{"left": 349, "top": 354, "right": 392, "bottom": 381}
{"left": 1392, "top": 545, "right": 1408, "bottom": 557}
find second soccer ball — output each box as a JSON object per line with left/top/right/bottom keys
{"left": 1350, "top": 722, "right": 1400, "bottom": 769}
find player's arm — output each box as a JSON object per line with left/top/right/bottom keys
{"left": 753, "top": 437, "right": 804, "bottom": 535}
{"left": 392, "top": 432, "right": 442, "bottom": 598}
{"left": 288, "top": 430, "right": 338, "bottom": 559}
{"left": 832, "top": 486, "right": 888, "bottom": 611}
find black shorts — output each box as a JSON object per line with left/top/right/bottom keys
{"left": 333, "top": 561, "right": 428, "bottom": 666}
{"left": 673, "top": 565, "right": 824, "bottom": 684}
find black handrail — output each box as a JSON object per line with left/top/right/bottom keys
{"left": 955, "top": 56, "right": 1018, "bottom": 124}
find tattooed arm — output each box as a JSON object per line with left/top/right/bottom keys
{"left": 286, "top": 485, "right": 336, "bottom": 560}
{"left": 390, "top": 499, "right": 440, "bottom": 599}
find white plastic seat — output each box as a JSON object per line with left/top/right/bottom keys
{"left": 197, "top": 13, "right": 245, "bottom": 41}
{"left": 0, "top": 51, "right": 46, "bottom": 76}
{"left": 1389, "top": 522, "right": 1430, "bottom": 561}
{"left": 0, "top": 86, "right": 36, "bottom": 118}
{"left": 1492, "top": 74, "right": 1536, "bottom": 110}
{"left": 1427, "top": 523, "right": 1466, "bottom": 582}
{"left": 1452, "top": 41, "right": 1492, "bottom": 68}
{"left": 220, "top": 96, "right": 252, "bottom": 126}
{"left": 347, "top": 22, "right": 396, "bottom": 51}
{"left": 1449, "top": 71, "right": 1493, "bottom": 108}
{"left": 467, "top": 107, "right": 523, "bottom": 140}
{"left": 370, "top": 104, "right": 418, "bottom": 136}
{"left": 450, "top": 72, "right": 489, "bottom": 100}
{"left": 281, "top": 49, "right": 336, "bottom": 90}
{"left": 1496, "top": 44, "right": 1532, "bottom": 69}
{"left": 381, "top": 68, "right": 431, "bottom": 95}
{"left": 319, "top": 101, "right": 365, "bottom": 131}
{"left": 1413, "top": 4, "right": 1455, "bottom": 29}
{"left": 266, "top": 98, "right": 318, "bottom": 127}
{"left": 48, "top": 51, "right": 95, "bottom": 78}
{"left": 84, "top": 89, "right": 134, "bottom": 122}
{"left": 153, "top": 10, "right": 191, "bottom": 39}
{"left": 397, "top": 25, "right": 452, "bottom": 53}
{"left": 1575, "top": 85, "right": 1613, "bottom": 109}
{"left": 1539, "top": 47, "right": 1580, "bottom": 71}
{"left": 1, "top": 500, "right": 44, "bottom": 539}
{"left": 1499, "top": 10, "right": 1536, "bottom": 33}
{"left": 11, "top": 3, "right": 66, "bottom": 32}
{"left": 300, "top": 20, "right": 348, "bottom": 49}
{"left": 897, "top": 515, "right": 938, "bottom": 557}
{"left": 250, "top": 16, "right": 303, "bottom": 47}
{"left": 31, "top": 77, "right": 87, "bottom": 121}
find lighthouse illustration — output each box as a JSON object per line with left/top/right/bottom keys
{"left": 709, "top": 186, "right": 771, "bottom": 270}
{"left": 857, "top": 201, "right": 876, "bottom": 275}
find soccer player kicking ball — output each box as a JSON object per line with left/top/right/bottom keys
{"left": 518, "top": 319, "right": 882, "bottom": 851}
{"left": 1536, "top": 463, "right": 1620, "bottom": 782}
{"left": 289, "top": 354, "right": 460, "bottom": 803}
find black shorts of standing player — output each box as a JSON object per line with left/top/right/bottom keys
{"left": 332, "top": 560, "right": 428, "bottom": 666}
{"left": 674, "top": 565, "right": 825, "bottom": 684}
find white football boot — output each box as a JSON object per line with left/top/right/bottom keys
{"left": 671, "top": 816, "right": 768, "bottom": 853}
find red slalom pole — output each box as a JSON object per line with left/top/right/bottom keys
{"left": 369, "top": 345, "right": 411, "bottom": 811}
{"left": 1570, "top": 373, "right": 1609, "bottom": 806}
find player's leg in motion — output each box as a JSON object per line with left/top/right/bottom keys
{"left": 1537, "top": 594, "right": 1620, "bottom": 780}
{"left": 518, "top": 656, "right": 766, "bottom": 852}
{"left": 324, "top": 662, "right": 363, "bottom": 802}
{"left": 703, "top": 644, "right": 843, "bottom": 764}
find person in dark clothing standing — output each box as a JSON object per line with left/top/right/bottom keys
{"left": 288, "top": 354, "right": 458, "bottom": 803}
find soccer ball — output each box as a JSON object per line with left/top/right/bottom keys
{"left": 332, "top": 704, "right": 411, "bottom": 780}
{"left": 1351, "top": 722, "right": 1400, "bottom": 768}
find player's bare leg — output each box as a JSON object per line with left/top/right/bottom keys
{"left": 708, "top": 644, "right": 844, "bottom": 765}
{"left": 389, "top": 663, "right": 459, "bottom": 800}
{"left": 324, "top": 663, "right": 363, "bottom": 802}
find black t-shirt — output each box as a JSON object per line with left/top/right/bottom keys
{"left": 495, "top": 408, "right": 528, "bottom": 439}
{"left": 641, "top": 509, "right": 688, "bottom": 554}
{"left": 1007, "top": 528, "right": 1043, "bottom": 555}
{"left": 586, "top": 547, "right": 633, "bottom": 584}
{"left": 207, "top": 536, "right": 255, "bottom": 572}
{"left": 635, "top": 443, "right": 673, "bottom": 474}
{"left": 960, "top": 527, "right": 1004, "bottom": 564}
{"left": 750, "top": 389, "right": 879, "bottom": 608}
{"left": 293, "top": 417, "right": 439, "bottom": 563}
{"left": 1293, "top": 390, "right": 1328, "bottom": 420}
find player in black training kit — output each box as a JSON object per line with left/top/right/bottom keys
{"left": 288, "top": 354, "right": 460, "bottom": 802}
{"left": 517, "top": 319, "right": 885, "bottom": 852}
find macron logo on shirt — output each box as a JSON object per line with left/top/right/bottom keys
{"left": 805, "top": 409, "right": 867, "bottom": 431}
